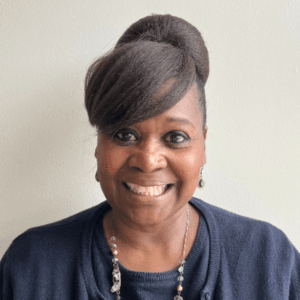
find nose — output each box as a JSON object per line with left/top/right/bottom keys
{"left": 127, "top": 137, "right": 168, "bottom": 172}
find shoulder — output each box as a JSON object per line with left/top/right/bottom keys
{"left": 191, "top": 197, "right": 297, "bottom": 259}
{"left": 191, "top": 197, "right": 300, "bottom": 286}
{"left": 0, "top": 201, "right": 110, "bottom": 299}
{"left": 192, "top": 197, "right": 288, "bottom": 238}
{"left": 2, "top": 201, "right": 109, "bottom": 269}
{"left": 190, "top": 199, "right": 300, "bottom": 297}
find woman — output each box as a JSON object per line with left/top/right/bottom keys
{"left": 1, "top": 13, "right": 299, "bottom": 300}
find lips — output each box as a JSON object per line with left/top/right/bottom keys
{"left": 123, "top": 182, "right": 172, "bottom": 196}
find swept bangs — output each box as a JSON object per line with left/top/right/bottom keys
{"left": 85, "top": 40, "right": 196, "bottom": 136}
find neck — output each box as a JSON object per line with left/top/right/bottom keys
{"left": 102, "top": 203, "right": 200, "bottom": 272}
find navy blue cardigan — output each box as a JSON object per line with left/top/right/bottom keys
{"left": 1, "top": 197, "right": 300, "bottom": 299}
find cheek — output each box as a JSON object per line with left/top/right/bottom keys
{"left": 176, "top": 147, "right": 203, "bottom": 185}
{"left": 97, "top": 143, "right": 127, "bottom": 179}
{"left": 97, "top": 144, "right": 128, "bottom": 201}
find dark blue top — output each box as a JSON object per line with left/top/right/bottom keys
{"left": 1, "top": 197, "right": 300, "bottom": 299}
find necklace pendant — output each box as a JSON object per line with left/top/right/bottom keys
{"left": 111, "top": 264, "right": 121, "bottom": 294}
{"left": 111, "top": 281, "right": 121, "bottom": 294}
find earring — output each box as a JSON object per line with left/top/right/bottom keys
{"left": 95, "top": 171, "right": 99, "bottom": 182}
{"left": 198, "top": 166, "right": 205, "bottom": 189}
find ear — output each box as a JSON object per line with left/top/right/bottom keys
{"left": 202, "top": 151, "right": 207, "bottom": 165}
{"left": 203, "top": 126, "right": 208, "bottom": 141}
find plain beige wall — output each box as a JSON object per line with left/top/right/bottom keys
{"left": 1, "top": 0, "right": 300, "bottom": 257}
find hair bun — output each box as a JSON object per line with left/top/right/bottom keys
{"left": 115, "top": 14, "right": 209, "bottom": 85}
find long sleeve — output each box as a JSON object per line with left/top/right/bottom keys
{"left": 290, "top": 244, "right": 300, "bottom": 299}
{"left": 0, "top": 250, "right": 13, "bottom": 299}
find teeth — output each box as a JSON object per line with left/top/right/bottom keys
{"left": 126, "top": 183, "right": 168, "bottom": 196}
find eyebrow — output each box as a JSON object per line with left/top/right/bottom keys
{"left": 166, "top": 117, "right": 195, "bottom": 129}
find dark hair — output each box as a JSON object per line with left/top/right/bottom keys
{"left": 85, "top": 14, "right": 209, "bottom": 136}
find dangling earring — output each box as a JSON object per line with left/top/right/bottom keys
{"left": 198, "top": 166, "right": 205, "bottom": 189}
{"left": 95, "top": 171, "right": 99, "bottom": 182}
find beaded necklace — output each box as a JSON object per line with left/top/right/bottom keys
{"left": 109, "top": 207, "right": 190, "bottom": 300}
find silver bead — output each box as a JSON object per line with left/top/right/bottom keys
{"left": 174, "top": 296, "right": 183, "bottom": 300}
{"left": 178, "top": 275, "right": 184, "bottom": 282}
{"left": 178, "top": 266, "right": 184, "bottom": 273}
{"left": 111, "top": 236, "right": 116, "bottom": 242}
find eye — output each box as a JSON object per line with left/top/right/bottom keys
{"left": 164, "top": 131, "right": 190, "bottom": 146}
{"left": 114, "top": 128, "right": 138, "bottom": 142}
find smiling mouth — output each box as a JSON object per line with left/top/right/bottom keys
{"left": 123, "top": 182, "right": 173, "bottom": 196}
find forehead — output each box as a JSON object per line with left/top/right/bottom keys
{"left": 161, "top": 83, "right": 202, "bottom": 128}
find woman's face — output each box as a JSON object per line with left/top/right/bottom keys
{"left": 95, "top": 83, "right": 207, "bottom": 226}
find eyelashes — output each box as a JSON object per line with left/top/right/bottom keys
{"left": 115, "top": 129, "right": 138, "bottom": 142}
{"left": 113, "top": 128, "right": 191, "bottom": 147}
{"left": 165, "top": 132, "right": 189, "bottom": 144}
